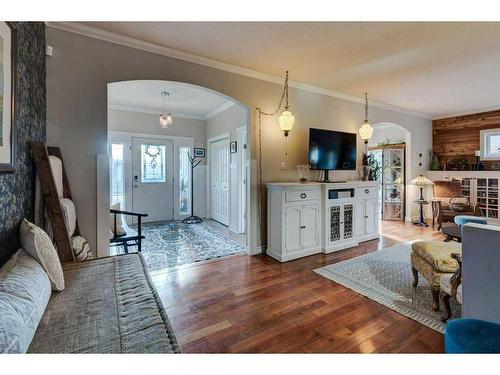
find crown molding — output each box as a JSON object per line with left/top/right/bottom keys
{"left": 47, "top": 21, "right": 432, "bottom": 120}
{"left": 204, "top": 101, "right": 235, "bottom": 120}
{"left": 432, "top": 105, "right": 500, "bottom": 120}
{"left": 109, "top": 104, "right": 207, "bottom": 120}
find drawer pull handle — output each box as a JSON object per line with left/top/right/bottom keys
{"left": 365, "top": 189, "right": 369, "bottom": 194}
{"left": 300, "top": 193, "right": 307, "bottom": 199}
{"left": 365, "top": 215, "right": 369, "bottom": 219}
{"left": 300, "top": 226, "right": 306, "bottom": 229}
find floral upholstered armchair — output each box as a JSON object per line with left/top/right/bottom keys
{"left": 440, "top": 253, "right": 462, "bottom": 322}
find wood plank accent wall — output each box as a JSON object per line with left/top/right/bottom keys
{"left": 433, "top": 109, "right": 500, "bottom": 166}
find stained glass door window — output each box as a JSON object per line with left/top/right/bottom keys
{"left": 141, "top": 144, "right": 166, "bottom": 183}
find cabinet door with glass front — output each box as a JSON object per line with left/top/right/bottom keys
{"left": 382, "top": 148, "right": 405, "bottom": 220}
{"left": 328, "top": 202, "right": 354, "bottom": 245}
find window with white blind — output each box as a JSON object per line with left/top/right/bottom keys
{"left": 481, "top": 128, "right": 500, "bottom": 160}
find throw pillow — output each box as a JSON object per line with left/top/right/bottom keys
{"left": 60, "top": 198, "right": 77, "bottom": 237}
{"left": 0, "top": 249, "right": 52, "bottom": 353}
{"left": 71, "top": 235, "right": 94, "bottom": 261}
{"left": 110, "top": 203, "right": 126, "bottom": 236}
{"left": 19, "top": 219, "right": 65, "bottom": 291}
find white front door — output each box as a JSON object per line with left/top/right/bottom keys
{"left": 210, "top": 137, "right": 230, "bottom": 225}
{"left": 132, "top": 137, "right": 174, "bottom": 223}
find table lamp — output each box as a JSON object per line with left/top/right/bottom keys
{"left": 410, "top": 175, "right": 434, "bottom": 226}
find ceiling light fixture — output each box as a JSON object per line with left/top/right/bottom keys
{"left": 256, "top": 71, "right": 296, "bottom": 238}
{"left": 159, "top": 91, "right": 173, "bottom": 128}
{"left": 278, "top": 72, "right": 295, "bottom": 137}
{"left": 358, "top": 92, "right": 373, "bottom": 144}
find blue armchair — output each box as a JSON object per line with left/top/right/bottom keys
{"left": 445, "top": 319, "right": 500, "bottom": 353}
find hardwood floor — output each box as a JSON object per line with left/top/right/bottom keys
{"left": 151, "top": 220, "right": 446, "bottom": 353}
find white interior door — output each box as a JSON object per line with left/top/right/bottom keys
{"left": 210, "top": 136, "right": 230, "bottom": 226}
{"left": 132, "top": 137, "right": 174, "bottom": 223}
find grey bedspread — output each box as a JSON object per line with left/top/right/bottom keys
{"left": 28, "top": 253, "right": 180, "bottom": 353}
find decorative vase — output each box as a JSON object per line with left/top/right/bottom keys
{"left": 297, "top": 164, "right": 311, "bottom": 183}
{"left": 360, "top": 165, "right": 370, "bottom": 181}
{"left": 430, "top": 154, "right": 441, "bottom": 171}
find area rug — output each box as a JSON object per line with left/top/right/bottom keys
{"left": 314, "top": 242, "right": 461, "bottom": 333}
{"left": 122, "top": 221, "right": 245, "bottom": 272}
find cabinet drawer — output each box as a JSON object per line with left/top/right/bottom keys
{"left": 356, "top": 186, "right": 379, "bottom": 199}
{"left": 285, "top": 190, "right": 320, "bottom": 202}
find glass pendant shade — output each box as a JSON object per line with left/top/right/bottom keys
{"left": 159, "top": 112, "right": 173, "bottom": 128}
{"left": 359, "top": 122, "right": 374, "bottom": 142}
{"left": 159, "top": 91, "right": 172, "bottom": 129}
{"left": 279, "top": 110, "right": 295, "bottom": 136}
{"left": 410, "top": 175, "right": 434, "bottom": 187}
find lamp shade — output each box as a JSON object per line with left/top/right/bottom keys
{"left": 410, "top": 175, "right": 434, "bottom": 187}
{"left": 160, "top": 113, "right": 173, "bottom": 128}
{"left": 359, "top": 122, "right": 374, "bottom": 141}
{"left": 279, "top": 110, "right": 295, "bottom": 136}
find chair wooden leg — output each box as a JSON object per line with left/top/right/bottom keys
{"left": 441, "top": 291, "right": 452, "bottom": 322}
{"left": 412, "top": 267, "right": 419, "bottom": 288}
{"left": 431, "top": 287, "right": 440, "bottom": 311}
{"left": 123, "top": 243, "right": 129, "bottom": 254}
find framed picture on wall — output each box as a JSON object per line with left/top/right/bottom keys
{"left": 230, "top": 141, "right": 237, "bottom": 153}
{"left": 194, "top": 147, "right": 205, "bottom": 158}
{"left": 0, "top": 22, "right": 17, "bottom": 172}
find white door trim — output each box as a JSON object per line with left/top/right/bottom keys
{"left": 207, "top": 132, "right": 230, "bottom": 224}
{"left": 236, "top": 126, "right": 247, "bottom": 234}
{"left": 207, "top": 132, "right": 230, "bottom": 144}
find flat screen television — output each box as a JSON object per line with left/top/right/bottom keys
{"left": 308, "top": 128, "right": 357, "bottom": 181}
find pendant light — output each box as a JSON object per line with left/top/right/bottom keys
{"left": 159, "top": 91, "right": 173, "bottom": 128}
{"left": 278, "top": 71, "right": 295, "bottom": 137}
{"left": 358, "top": 92, "right": 373, "bottom": 144}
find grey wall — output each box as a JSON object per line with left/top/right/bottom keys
{"left": 368, "top": 124, "right": 407, "bottom": 147}
{"left": 0, "top": 22, "right": 46, "bottom": 267}
{"left": 206, "top": 104, "right": 247, "bottom": 141}
{"left": 109, "top": 109, "right": 207, "bottom": 162}
{"left": 462, "top": 223, "right": 500, "bottom": 324}
{"left": 109, "top": 109, "right": 207, "bottom": 153}
{"left": 46, "top": 26, "right": 432, "bottom": 252}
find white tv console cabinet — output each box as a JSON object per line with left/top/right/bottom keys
{"left": 266, "top": 181, "right": 380, "bottom": 262}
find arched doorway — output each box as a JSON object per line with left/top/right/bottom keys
{"left": 99, "top": 80, "right": 252, "bottom": 270}
{"left": 369, "top": 123, "right": 412, "bottom": 222}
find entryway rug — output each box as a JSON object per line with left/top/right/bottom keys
{"left": 314, "top": 242, "right": 461, "bottom": 333}
{"left": 128, "top": 221, "right": 245, "bottom": 272}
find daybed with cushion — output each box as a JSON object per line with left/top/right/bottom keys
{"left": 0, "top": 245, "right": 180, "bottom": 353}
{"left": 29, "top": 253, "right": 179, "bottom": 353}
{"left": 0, "top": 143, "right": 180, "bottom": 353}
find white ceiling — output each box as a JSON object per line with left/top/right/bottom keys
{"left": 108, "top": 80, "right": 233, "bottom": 119}
{"left": 82, "top": 22, "right": 500, "bottom": 118}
